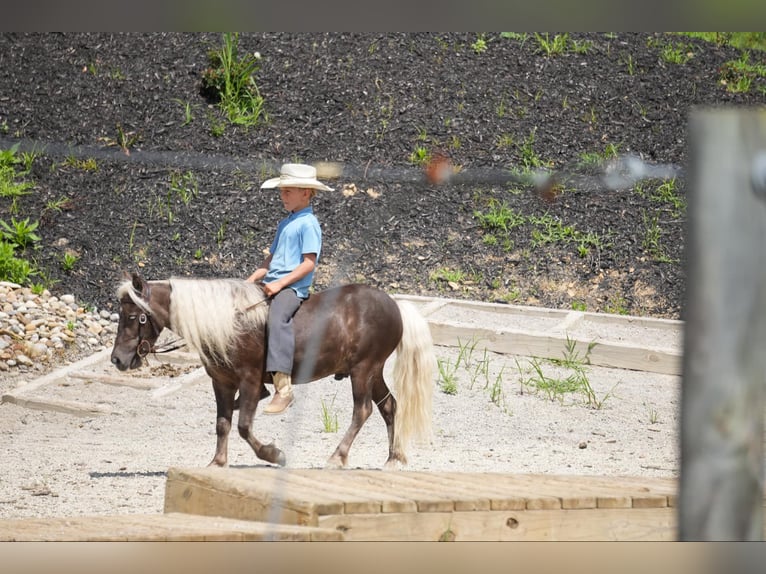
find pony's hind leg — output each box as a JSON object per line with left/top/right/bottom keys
{"left": 326, "top": 364, "right": 378, "bottom": 469}
{"left": 209, "top": 381, "right": 236, "bottom": 467}
{"left": 237, "top": 378, "right": 286, "bottom": 466}
{"left": 372, "top": 373, "right": 406, "bottom": 469}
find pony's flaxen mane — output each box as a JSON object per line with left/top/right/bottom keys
{"left": 116, "top": 277, "right": 269, "bottom": 366}
{"left": 168, "top": 277, "right": 269, "bottom": 365}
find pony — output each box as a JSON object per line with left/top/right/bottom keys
{"left": 110, "top": 273, "right": 435, "bottom": 469}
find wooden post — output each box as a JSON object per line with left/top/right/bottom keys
{"left": 680, "top": 108, "right": 766, "bottom": 540}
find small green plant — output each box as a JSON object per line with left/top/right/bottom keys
{"left": 719, "top": 51, "right": 766, "bottom": 93}
{"left": 194, "top": 248, "right": 204, "bottom": 259}
{"left": 471, "top": 34, "right": 488, "bottom": 54}
{"left": 577, "top": 143, "right": 620, "bottom": 170}
{"left": 209, "top": 114, "right": 226, "bottom": 137}
{"left": 488, "top": 366, "right": 505, "bottom": 406}
{"left": 527, "top": 213, "right": 603, "bottom": 256}
{"left": 534, "top": 33, "right": 569, "bottom": 56}
{"left": 571, "top": 300, "right": 587, "bottom": 311}
{"left": 0, "top": 217, "right": 41, "bottom": 250}
{"left": 116, "top": 123, "right": 139, "bottom": 154}
{"left": 62, "top": 156, "right": 98, "bottom": 171}
{"left": 501, "top": 32, "right": 528, "bottom": 46}
{"left": 495, "top": 133, "right": 514, "bottom": 149}
{"left": 661, "top": 42, "right": 694, "bottom": 65}
{"left": 216, "top": 221, "right": 228, "bottom": 246}
{"left": 66, "top": 320, "right": 76, "bottom": 331}
{"left": 408, "top": 145, "right": 431, "bottom": 166}
{"left": 174, "top": 98, "right": 194, "bottom": 126}
{"left": 430, "top": 267, "right": 465, "bottom": 284}
{"left": 604, "top": 294, "right": 630, "bottom": 315}
{"left": 320, "top": 394, "right": 340, "bottom": 433}
{"left": 201, "top": 32, "right": 266, "bottom": 127}
{"left": 0, "top": 144, "right": 35, "bottom": 198}
{"left": 474, "top": 200, "right": 526, "bottom": 233}
{"left": 60, "top": 252, "right": 79, "bottom": 272}
{"left": 437, "top": 358, "right": 458, "bottom": 395}
{"left": 515, "top": 128, "right": 552, "bottom": 173}
{"left": 620, "top": 52, "right": 636, "bottom": 75}
{"left": 641, "top": 210, "right": 674, "bottom": 263}
{"left": 549, "top": 335, "right": 596, "bottom": 370}
{"left": 169, "top": 170, "right": 199, "bottom": 205}
{"left": 128, "top": 220, "right": 138, "bottom": 256}
{"left": 0, "top": 240, "right": 36, "bottom": 284}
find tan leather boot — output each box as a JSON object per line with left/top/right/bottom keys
{"left": 263, "top": 372, "right": 294, "bottom": 414}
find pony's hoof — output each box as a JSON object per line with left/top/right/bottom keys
{"left": 324, "top": 456, "right": 346, "bottom": 470}
{"left": 383, "top": 457, "right": 406, "bottom": 471}
{"left": 259, "top": 443, "right": 286, "bottom": 466}
{"left": 207, "top": 459, "right": 227, "bottom": 468}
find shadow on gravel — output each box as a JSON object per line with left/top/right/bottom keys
{"left": 89, "top": 470, "right": 167, "bottom": 479}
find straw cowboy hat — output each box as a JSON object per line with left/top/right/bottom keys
{"left": 260, "top": 163, "right": 334, "bottom": 191}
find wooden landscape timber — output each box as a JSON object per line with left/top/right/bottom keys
{"left": 163, "top": 467, "right": 694, "bottom": 541}
{"left": 395, "top": 295, "right": 682, "bottom": 375}
{"left": 0, "top": 512, "right": 344, "bottom": 541}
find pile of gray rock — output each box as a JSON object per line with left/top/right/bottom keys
{"left": 0, "top": 281, "right": 118, "bottom": 378}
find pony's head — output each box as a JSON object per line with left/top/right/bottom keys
{"left": 111, "top": 272, "right": 165, "bottom": 371}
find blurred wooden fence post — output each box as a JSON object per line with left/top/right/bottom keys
{"left": 680, "top": 108, "right": 766, "bottom": 540}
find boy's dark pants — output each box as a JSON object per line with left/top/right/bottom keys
{"left": 265, "top": 288, "right": 302, "bottom": 375}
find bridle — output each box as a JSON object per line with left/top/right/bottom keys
{"left": 122, "top": 295, "right": 186, "bottom": 359}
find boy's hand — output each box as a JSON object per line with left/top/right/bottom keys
{"left": 263, "top": 281, "right": 283, "bottom": 297}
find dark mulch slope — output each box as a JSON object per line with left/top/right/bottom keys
{"left": 0, "top": 33, "right": 761, "bottom": 318}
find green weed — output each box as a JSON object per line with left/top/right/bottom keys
{"left": 501, "top": 32, "right": 528, "bottom": 46}
{"left": 0, "top": 217, "right": 41, "bottom": 250}
{"left": 320, "top": 394, "right": 340, "bottom": 433}
{"left": 174, "top": 98, "right": 194, "bottom": 126}
{"left": 534, "top": 33, "right": 570, "bottom": 56}
{"left": 0, "top": 240, "right": 36, "bottom": 284}
{"left": 60, "top": 252, "right": 79, "bottom": 272}
{"left": 408, "top": 145, "right": 431, "bottom": 166}
{"left": 116, "top": 123, "right": 139, "bottom": 154}
{"left": 437, "top": 358, "right": 458, "bottom": 395}
{"left": 62, "top": 156, "right": 98, "bottom": 171}
{"left": 216, "top": 221, "right": 228, "bottom": 246}
{"left": 661, "top": 42, "right": 694, "bottom": 64}
{"left": 719, "top": 51, "right": 766, "bottom": 93}
{"left": 641, "top": 210, "right": 675, "bottom": 263}
{"left": 430, "top": 267, "right": 465, "bottom": 283}
{"left": 471, "top": 34, "right": 488, "bottom": 54}
{"left": 474, "top": 200, "right": 525, "bottom": 233}
{"left": 201, "top": 32, "right": 266, "bottom": 127}
{"left": 169, "top": 170, "right": 199, "bottom": 205}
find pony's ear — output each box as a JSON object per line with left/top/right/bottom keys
{"left": 131, "top": 272, "right": 145, "bottom": 294}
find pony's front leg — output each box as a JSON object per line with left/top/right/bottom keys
{"left": 209, "top": 381, "right": 236, "bottom": 467}
{"left": 236, "top": 375, "right": 286, "bottom": 466}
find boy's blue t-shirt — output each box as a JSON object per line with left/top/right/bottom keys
{"left": 264, "top": 206, "right": 322, "bottom": 299}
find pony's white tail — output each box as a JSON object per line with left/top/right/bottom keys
{"left": 392, "top": 300, "right": 435, "bottom": 459}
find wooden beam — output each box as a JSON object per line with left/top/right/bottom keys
{"left": 0, "top": 393, "right": 113, "bottom": 416}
